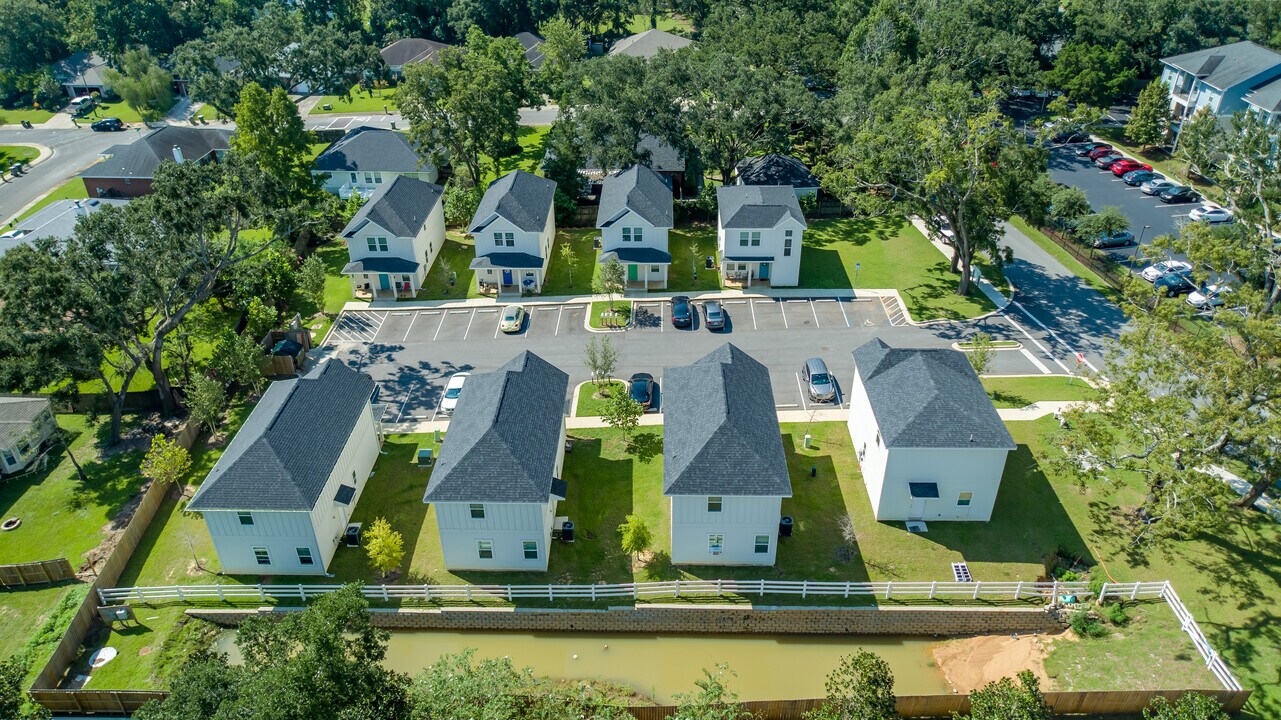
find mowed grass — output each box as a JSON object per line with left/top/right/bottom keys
{"left": 0, "top": 107, "right": 56, "bottom": 126}
{"left": 0, "top": 583, "right": 79, "bottom": 660}
{"left": 800, "top": 217, "right": 1004, "bottom": 321}
{"left": 0, "top": 144, "right": 39, "bottom": 166}
{"left": 667, "top": 227, "right": 723, "bottom": 292}
{"left": 309, "top": 85, "right": 397, "bottom": 115}
{"left": 87, "top": 97, "right": 177, "bottom": 124}
{"left": 575, "top": 380, "right": 625, "bottom": 416}
{"left": 483, "top": 125, "right": 550, "bottom": 186}
{"left": 0, "top": 414, "right": 146, "bottom": 566}
{"left": 981, "top": 376, "right": 1097, "bottom": 409}
{"left": 11, "top": 178, "right": 89, "bottom": 224}
{"left": 590, "top": 300, "right": 629, "bottom": 328}
{"left": 411, "top": 233, "right": 482, "bottom": 301}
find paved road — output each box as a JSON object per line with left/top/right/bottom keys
{"left": 0, "top": 125, "right": 140, "bottom": 224}
{"left": 317, "top": 296, "right": 1068, "bottom": 423}
{"left": 304, "top": 104, "right": 558, "bottom": 133}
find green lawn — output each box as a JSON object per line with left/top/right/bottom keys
{"left": 1008, "top": 217, "right": 1126, "bottom": 306}
{"left": 71, "top": 606, "right": 216, "bottom": 690}
{"left": 610, "top": 12, "right": 693, "bottom": 34}
{"left": 0, "top": 583, "right": 80, "bottom": 661}
{"left": 482, "top": 125, "right": 550, "bottom": 186}
{"left": 575, "top": 380, "right": 625, "bottom": 416}
{"left": 409, "top": 233, "right": 482, "bottom": 302}
{"left": 590, "top": 300, "right": 629, "bottom": 328}
{"left": 309, "top": 86, "right": 398, "bottom": 115}
{"left": 539, "top": 228, "right": 600, "bottom": 297}
{"left": 11, "top": 178, "right": 89, "bottom": 224}
{"left": 299, "top": 241, "right": 357, "bottom": 342}
{"left": 0, "top": 414, "right": 147, "bottom": 566}
{"left": 667, "top": 227, "right": 723, "bottom": 292}
{"left": 0, "top": 107, "right": 56, "bottom": 126}
{"left": 82, "top": 97, "right": 177, "bottom": 124}
{"left": 304, "top": 142, "right": 330, "bottom": 162}
{"left": 800, "top": 217, "right": 1005, "bottom": 321}
{"left": 981, "top": 376, "right": 1097, "bottom": 409}
{"left": 0, "top": 145, "right": 39, "bottom": 167}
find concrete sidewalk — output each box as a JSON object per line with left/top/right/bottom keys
{"left": 352, "top": 287, "right": 896, "bottom": 313}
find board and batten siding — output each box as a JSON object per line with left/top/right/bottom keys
{"left": 346, "top": 201, "right": 446, "bottom": 291}
{"left": 670, "top": 495, "right": 783, "bottom": 566}
{"left": 435, "top": 501, "right": 557, "bottom": 571}
{"left": 846, "top": 367, "right": 1010, "bottom": 523}
{"left": 716, "top": 216, "right": 804, "bottom": 287}
{"left": 317, "top": 167, "right": 439, "bottom": 196}
{"left": 200, "top": 402, "right": 381, "bottom": 575}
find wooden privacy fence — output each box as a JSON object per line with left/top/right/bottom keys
{"left": 26, "top": 689, "right": 167, "bottom": 714}
{"left": 0, "top": 558, "right": 75, "bottom": 587}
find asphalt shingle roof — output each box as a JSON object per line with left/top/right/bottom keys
{"left": 596, "top": 164, "right": 674, "bottom": 228}
{"left": 1245, "top": 76, "right": 1281, "bottom": 112}
{"left": 188, "top": 362, "right": 376, "bottom": 512}
{"left": 82, "top": 126, "right": 231, "bottom": 181}
{"left": 852, "top": 338, "right": 1015, "bottom": 450}
{"left": 0, "top": 199, "right": 128, "bottom": 257}
{"left": 423, "top": 351, "right": 568, "bottom": 504}
{"left": 717, "top": 186, "right": 806, "bottom": 229}
{"left": 736, "top": 154, "right": 820, "bottom": 189}
{"left": 341, "top": 175, "right": 443, "bottom": 239}
{"left": 0, "top": 397, "right": 50, "bottom": 448}
{"left": 1162, "top": 41, "right": 1281, "bottom": 91}
{"left": 341, "top": 257, "right": 420, "bottom": 274}
{"left": 469, "top": 170, "right": 557, "bottom": 233}
{"left": 598, "top": 247, "right": 672, "bottom": 264}
{"left": 314, "top": 126, "right": 424, "bottom": 173}
{"left": 380, "top": 38, "right": 452, "bottom": 67}
{"left": 51, "top": 51, "right": 111, "bottom": 87}
{"left": 663, "top": 344, "right": 792, "bottom": 497}
{"left": 608, "top": 29, "right": 693, "bottom": 58}
{"left": 515, "top": 32, "right": 545, "bottom": 69}
{"left": 582, "top": 135, "right": 685, "bottom": 174}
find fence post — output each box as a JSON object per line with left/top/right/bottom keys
{"left": 633, "top": 584, "right": 638, "bottom": 600}
{"left": 716, "top": 579, "right": 722, "bottom": 597}
{"left": 424, "top": 584, "right": 431, "bottom": 601}
{"left": 675, "top": 579, "right": 680, "bottom": 598}
{"left": 760, "top": 579, "right": 765, "bottom": 598}
{"left": 135, "top": 587, "right": 145, "bottom": 603}
{"left": 1050, "top": 580, "right": 1058, "bottom": 606}
{"left": 801, "top": 580, "right": 808, "bottom": 599}
{"left": 1015, "top": 581, "right": 1023, "bottom": 600}
{"left": 175, "top": 586, "right": 185, "bottom": 602}
{"left": 844, "top": 581, "right": 851, "bottom": 599}
{"left": 258, "top": 585, "right": 266, "bottom": 602}
{"left": 97, "top": 588, "right": 107, "bottom": 605}
{"left": 298, "top": 584, "right": 305, "bottom": 601}
{"left": 973, "top": 581, "right": 981, "bottom": 600}
{"left": 929, "top": 581, "right": 936, "bottom": 600}
{"left": 548, "top": 585, "right": 553, "bottom": 600}
{"left": 885, "top": 583, "right": 892, "bottom": 600}
{"left": 1096, "top": 582, "right": 1109, "bottom": 605}
{"left": 1130, "top": 583, "right": 1140, "bottom": 601}
{"left": 466, "top": 586, "right": 472, "bottom": 602}
{"left": 217, "top": 584, "right": 225, "bottom": 602}
{"left": 591, "top": 585, "right": 596, "bottom": 602}
{"left": 382, "top": 585, "right": 390, "bottom": 602}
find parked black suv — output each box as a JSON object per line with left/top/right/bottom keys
{"left": 90, "top": 117, "right": 124, "bottom": 132}
{"left": 671, "top": 295, "right": 692, "bottom": 327}
{"left": 1159, "top": 186, "right": 1200, "bottom": 204}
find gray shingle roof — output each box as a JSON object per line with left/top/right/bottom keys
{"left": 599, "top": 247, "right": 671, "bottom": 264}
{"left": 663, "top": 344, "right": 792, "bottom": 497}
{"left": 423, "top": 351, "right": 568, "bottom": 504}
{"left": 314, "top": 126, "right": 424, "bottom": 173}
{"left": 469, "top": 170, "right": 557, "bottom": 233}
{"left": 470, "top": 252, "right": 545, "bottom": 269}
{"left": 51, "top": 51, "right": 111, "bottom": 87}
{"left": 608, "top": 29, "right": 693, "bottom": 58}
{"left": 852, "top": 338, "right": 1015, "bottom": 450}
{"left": 380, "top": 38, "right": 452, "bottom": 67}
{"left": 597, "top": 164, "right": 674, "bottom": 229}
{"left": 736, "top": 154, "right": 820, "bottom": 189}
{"left": 188, "top": 362, "right": 376, "bottom": 512}
{"left": 582, "top": 134, "right": 685, "bottom": 174}
{"left": 1162, "top": 41, "right": 1281, "bottom": 91}
{"left": 1, "top": 199, "right": 128, "bottom": 258}
{"left": 341, "top": 175, "right": 443, "bottom": 239}
{"left": 515, "top": 32, "right": 545, "bottom": 69}
{"left": 342, "top": 257, "right": 420, "bottom": 274}
{"left": 0, "top": 396, "right": 51, "bottom": 448}
{"left": 717, "top": 186, "right": 806, "bottom": 229}
{"left": 1245, "top": 76, "right": 1281, "bottom": 112}
{"left": 82, "top": 126, "right": 231, "bottom": 181}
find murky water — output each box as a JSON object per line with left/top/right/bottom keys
{"left": 215, "top": 630, "right": 948, "bottom": 702}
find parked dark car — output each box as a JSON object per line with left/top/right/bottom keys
{"left": 671, "top": 296, "right": 692, "bottom": 327}
{"left": 1094, "top": 154, "right": 1125, "bottom": 169}
{"left": 1075, "top": 143, "right": 1110, "bottom": 157}
{"left": 1122, "top": 170, "right": 1162, "bottom": 186}
{"left": 702, "top": 300, "right": 725, "bottom": 330}
{"left": 90, "top": 117, "right": 123, "bottom": 132}
{"left": 1086, "top": 146, "right": 1120, "bottom": 160}
{"left": 1091, "top": 230, "right": 1135, "bottom": 248}
{"left": 1053, "top": 131, "right": 1090, "bottom": 144}
{"left": 1159, "top": 186, "right": 1200, "bottom": 204}
{"left": 628, "top": 372, "right": 655, "bottom": 409}
{"left": 1153, "top": 271, "right": 1198, "bottom": 296}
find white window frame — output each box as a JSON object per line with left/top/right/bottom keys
{"left": 477, "top": 540, "right": 494, "bottom": 559}
{"left": 957, "top": 492, "right": 973, "bottom": 507}
{"left": 754, "top": 535, "right": 770, "bottom": 554}
{"left": 469, "top": 503, "right": 485, "bottom": 519}
{"left": 622, "top": 227, "right": 632, "bottom": 242}
{"left": 633, "top": 226, "right": 643, "bottom": 242}
{"left": 253, "top": 547, "right": 271, "bottom": 565}
{"left": 707, "top": 496, "right": 722, "bottom": 513}
{"left": 739, "top": 231, "right": 749, "bottom": 247}
{"left": 750, "top": 231, "right": 761, "bottom": 247}
{"left": 297, "top": 547, "right": 314, "bottom": 565}
{"left": 238, "top": 512, "right": 254, "bottom": 526}
{"left": 708, "top": 534, "right": 724, "bottom": 556}
{"left": 522, "top": 540, "right": 539, "bottom": 560}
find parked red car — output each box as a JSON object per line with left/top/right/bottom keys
{"left": 1087, "top": 146, "right": 1122, "bottom": 160}
{"left": 1111, "top": 159, "right": 1152, "bottom": 176}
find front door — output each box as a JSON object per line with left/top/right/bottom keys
{"left": 759, "top": 262, "right": 771, "bottom": 280}
{"left": 378, "top": 273, "right": 391, "bottom": 290}
{"left": 502, "top": 269, "right": 514, "bottom": 285}
{"left": 908, "top": 497, "right": 926, "bottom": 520}
{"left": 628, "top": 264, "right": 639, "bottom": 281}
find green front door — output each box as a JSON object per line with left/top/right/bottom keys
{"left": 627, "top": 264, "right": 639, "bottom": 281}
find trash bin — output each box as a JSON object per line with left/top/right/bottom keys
{"left": 705, "top": 255, "right": 715, "bottom": 270}
{"left": 779, "top": 516, "right": 794, "bottom": 537}
{"left": 561, "top": 520, "right": 575, "bottom": 543}
{"left": 20, "top": 120, "right": 31, "bottom": 129}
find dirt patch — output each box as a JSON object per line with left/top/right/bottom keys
{"left": 77, "top": 480, "right": 155, "bottom": 579}
{"left": 933, "top": 631, "right": 1071, "bottom": 693}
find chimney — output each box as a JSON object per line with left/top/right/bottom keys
{"left": 172, "top": 145, "right": 185, "bottom": 163}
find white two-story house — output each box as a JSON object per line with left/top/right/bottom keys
{"left": 312, "top": 126, "right": 438, "bottom": 199}
{"left": 596, "top": 164, "right": 674, "bottom": 289}
{"left": 0, "top": 396, "right": 57, "bottom": 475}
{"left": 423, "top": 351, "right": 569, "bottom": 571}
{"left": 468, "top": 171, "right": 557, "bottom": 295}
{"left": 847, "top": 338, "right": 1015, "bottom": 523}
{"left": 187, "top": 362, "right": 381, "bottom": 575}
{"left": 715, "top": 186, "right": 805, "bottom": 288}
{"left": 663, "top": 344, "right": 792, "bottom": 566}
{"left": 1160, "top": 41, "right": 1281, "bottom": 122}
{"left": 339, "top": 175, "right": 445, "bottom": 298}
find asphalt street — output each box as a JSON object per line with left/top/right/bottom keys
{"left": 303, "top": 104, "right": 558, "bottom": 133}
{"left": 0, "top": 125, "right": 136, "bottom": 224}
{"left": 317, "top": 296, "right": 1079, "bottom": 424}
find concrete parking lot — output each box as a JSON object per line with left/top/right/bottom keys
{"left": 319, "top": 297, "right": 1073, "bottom": 423}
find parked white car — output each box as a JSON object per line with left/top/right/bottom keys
{"left": 1141, "top": 178, "right": 1177, "bottom": 195}
{"left": 1187, "top": 284, "right": 1233, "bottom": 310}
{"left": 440, "top": 372, "right": 470, "bottom": 415}
{"left": 1188, "top": 205, "right": 1234, "bottom": 224}
{"left": 1140, "top": 260, "right": 1193, "bottom": 283}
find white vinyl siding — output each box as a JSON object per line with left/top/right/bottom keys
{"left": 668, "top": 495, "right": 783, "bottom": 566}
{"left": 715, "top": 215, "right": 805, "bottom": 287}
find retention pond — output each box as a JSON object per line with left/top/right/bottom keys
{"left": 216, "top": 630, "right": 950, "bottom": 702}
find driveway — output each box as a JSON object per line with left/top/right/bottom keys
{"left": 317, "top": 296, "right": 1063, "bottom": 424}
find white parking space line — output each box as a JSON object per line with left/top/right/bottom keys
{"left": 779, "top": 300, "right": 791, "bottom": 329}
{"left": 555, "top": 305, "right": 564, "bottom": 335}
{"left": 1001, "top": 311, "right": 1071, "bottom": 373}
{"left": 402, "top": 312, "right": 419, "bottom": 342}
{"left": 794, "top": 372, "right": 808, "bottom": 411}
{"left": 750, "top": 300, "right": 758, "bottom": 329}
{"left": 838, "top": 300, "right": 850, "bottom": 327}
{"left": 809, "top": 301, "right": 821, "bottom": 328}
{"left": 1019, "top": 347, "right": 1053, "bottom": 374}
{"left": 1009, "top": 300, "right": 1101, "bottom": 374}
{"left": 461, "top": 309, "right": 479, "bottom": 339}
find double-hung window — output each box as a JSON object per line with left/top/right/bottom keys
{"left": 622, "top": 227, "right": 632, "bottom": 242}
{"left": 707, "top": 496, "right": 722, "bottom": 513}
{"left": 296, "top": 547, "right": 314, "bottom": 565}
{"left": 784, "top": 230, "right": 793, "bottom": 257}
{"left": 708, "top": 534, "right": 724, "bottom": 556}
{"left": 367, "top": 237, "right": 388, "bottom": 252}
{"left": 750, "top": 232, "right": 761, "bottom": 247}
{"left": 523, "top": 541, "right": 539, "bottom": 560}
{"left": 253, "top": 547, "right": 271, "bottom": 565}
{"left": 754, "top": 535, "right": 770, "bottom": 554}
{"left": 478, "top": 540, "right": 494, "bottom": 559}
{"left": 494, "top": 232, "right": 504, "bottom": 247}
{"left": 739, "top": 231, "right": 749, "bottom": 247}
{"left": 632, "top": 227, "right": 643, "bottom": 242}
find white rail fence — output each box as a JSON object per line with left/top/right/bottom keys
{"left": 98, "top": 578, "right": 1238, "bottom": 692}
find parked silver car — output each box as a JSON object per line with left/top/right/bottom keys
{"left": 801, "top": 357, "right": 836, "bottom": 403}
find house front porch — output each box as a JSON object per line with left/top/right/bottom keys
{"left": 342, "top": 258, "right": 423, "bottom": 299}
{"left": 721, "top": 257, "right": 775, "bottom": 289}
{"left": 471, "top": 252, "right": 546, "bottom": 295}
{"left": 599, "top": 247, "right": 671, "bottom": 291}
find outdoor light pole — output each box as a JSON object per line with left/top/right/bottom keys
{"left": 853, "top": 262, "right": 860, "bottom": 292}
{"left": 1131, "top": 225, "right": 1151, "bottom": 268}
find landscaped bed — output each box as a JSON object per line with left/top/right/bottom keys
{"left": 575, "top": 380, "right": 626, "bottom": 416}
